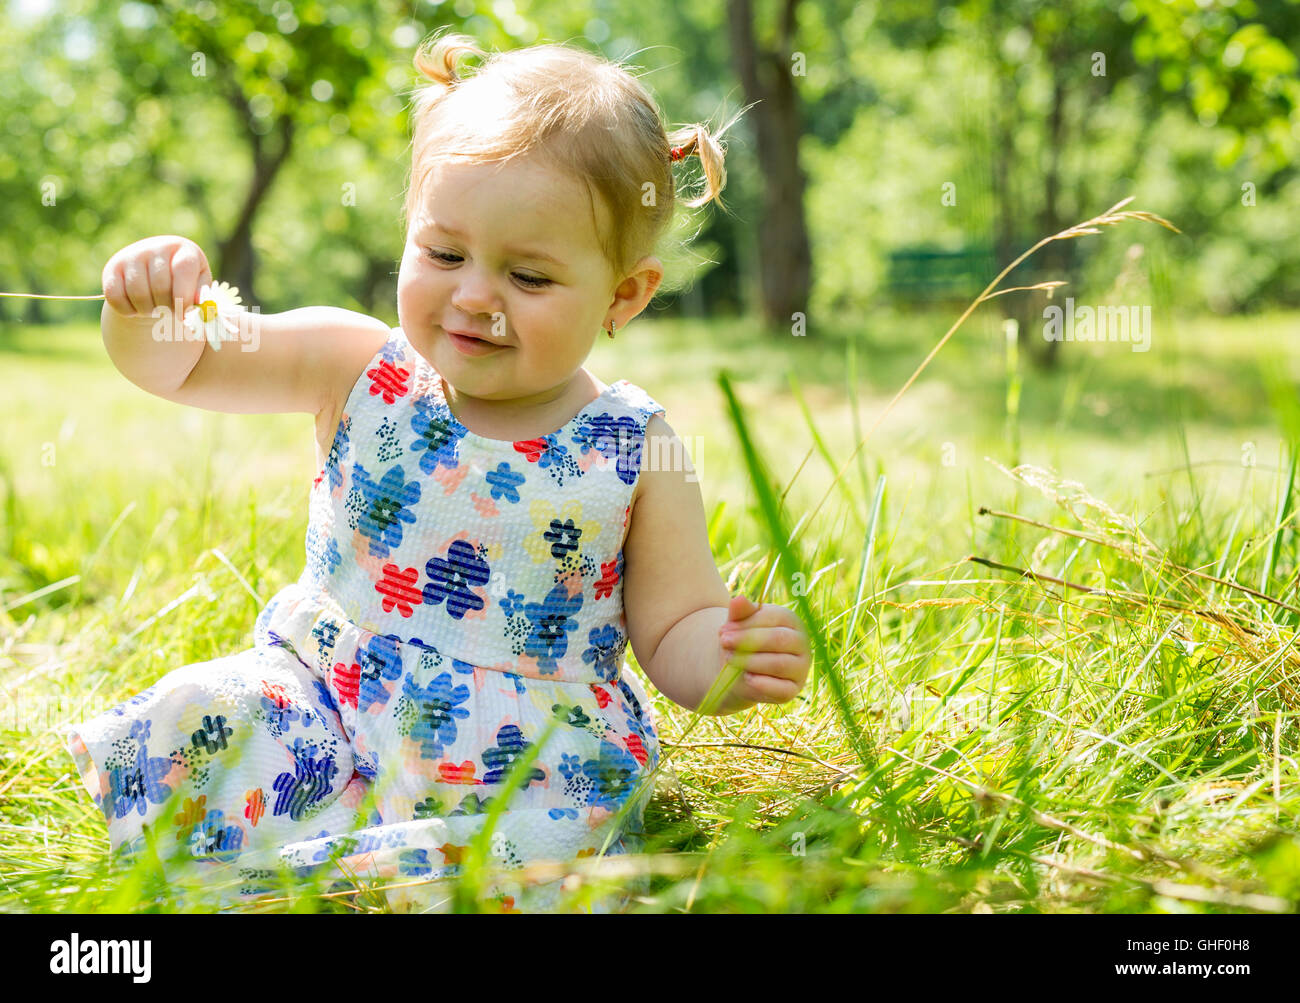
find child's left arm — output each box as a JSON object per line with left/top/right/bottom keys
{"left": 622, "top": 415, "right": 812, "bottom": 714}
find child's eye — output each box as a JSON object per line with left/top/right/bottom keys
{"left": 424, "top": 248, "right": 551, "bottom": 289}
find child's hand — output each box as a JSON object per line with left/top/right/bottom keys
{"left": 102, "top": 235, "right": 212, "bottom": 318}
{"left": 717, "top": 594, "right": 811, "bottom": 707}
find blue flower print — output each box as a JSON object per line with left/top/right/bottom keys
{"left": 544, "top": 517, "right": 582, "bottom": 560}
{"left": 616, "top": 677, "right": 655, "bottom": 752}
{"left": 190, "top": 714, "right": 233, "bottom": 755}
{"left": 578, "top": 413, "right": 646, "bottom": 486}
{"left": 309, "top": 832, "right": 357, "bottom": 864}
{"left": 312, "top": 618, "right": 341, "bottom": 662}
{"left": 312, "top": 679, "right": 339, "bottom": 715}
{"left": 558, "top": 753, "right": 581, "bottom": 778}
{"left": 501, "top": 589, "right": 526, "bottom": 618}
{"left": 534, "top": 434, "right": 565, "bottom": 470}
{"left": 357, "top": 634, "right": 403, "bottom": 712}
{"left": 307, "top": 527, "right": 342, "bottom": 578}
{"left": 379, "top": 339, "right": 404, "bottom": 365}
{"left": 271, "top": 739, "right": 338, "bottom": 821}
{"left": 399, "top": 848, "right": 433, "bottom": 877}
{"left": 189, "top": 808, "right": 244, "bottom": 863}
{"left": 352, "top": 832, "right": 387, "bottom": 855}
{"left": 582, "top": 740, "right": 640, "bottom": 812}
{"left": 582, "top": 624, "right": 623, "bottom": 682}
{"left": 260, "top": 691, "right": 300, "bottom": 735}
{"left": 485, "top": 462, "right": 525, "bottom": 503}
{"left": 401, "top": 671, "right": 471, "bottom": 760}
{"left": 109, "top": 719, "right": 174, "bottom": 820}
{"left": 618, "top": 678, "right": 645, "bottom": 720}
{"left": 350, "top": 462, "right": 420, "bottom": 559}
{"left": 517, "top": 434, "right": 582, "bottom": 486}
{"left": 410, "top": 398, "right": 466, "bottom": 475}
{"left": 422, "top": 539, "right": 489, "bottom": 620}
{"left": 326, "top": 417, "right": 349, "bottom": 490}
{"left": 482, "top": 724, "right": 546, "bottom": 789}
{"left": 325, "top": 536, "right": 341, "bottom": 573}
{"left": 523, "top": 583, "right": 583, "bottom": 673}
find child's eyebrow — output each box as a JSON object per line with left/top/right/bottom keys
{"left": 421, "top": 219, "right": 567, "bottom": 268}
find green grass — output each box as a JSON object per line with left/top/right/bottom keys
{"left": 5, "top": 293, "right": 1300, "bottom": 912}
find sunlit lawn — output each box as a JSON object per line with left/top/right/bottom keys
{"left": 5, "top": 305, "right": 1300, "bottom": 912}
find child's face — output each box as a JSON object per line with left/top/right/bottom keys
{"left": 397, "top": 154, "right": 621, "bottom": 404}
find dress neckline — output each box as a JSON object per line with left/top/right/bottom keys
{"left": 395, "top": 328, "right": 623, "bottom": 446}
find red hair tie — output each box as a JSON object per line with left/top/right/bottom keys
{"left": 670, "top": 146, "right": 685, "bottom": 161}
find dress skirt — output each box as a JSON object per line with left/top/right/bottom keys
{"left": 65, "top": 583, "right": 663, "bottom": 913}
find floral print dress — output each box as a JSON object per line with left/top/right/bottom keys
{"left": 65, "top": 325, "right": 667, "bottom": 912}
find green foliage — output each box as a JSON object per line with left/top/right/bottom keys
{"left": 6, "top": 308, "right": 1300, "bottom": 912}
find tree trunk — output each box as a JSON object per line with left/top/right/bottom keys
{"left": 215, "top": 108, "right": 295, "bottom": 308}
{"left": 726, "top": 0, "right": 813, "bottom": 333}
{"left": 1035, "top": 50, "right": 1068, "bottom": 368}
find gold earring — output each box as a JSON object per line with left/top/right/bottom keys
{"left": 607, "top": 319, "right": 616, "bottom": 340}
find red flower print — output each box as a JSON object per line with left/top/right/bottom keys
{"left": 439, "top": 760, "right": 478, "bottom": 784}
{"left": 513, "top": 438, "right": 548, "bottom": 463}
{"left": 594, "top": 559, "right": 619, "bottom": 600}
{"left": 261, "top": 680, "right": 289, "bottom": 708}
{"left": 438, "top": 842, "right": 468, "bottom": 865}
{"left": 333, "top": 661, "right": 360, "bottom": 708}
{"left": 375, "top": 564, "right": 421, "bottom": 617}
{"left": 313, "top": 469, "right": 325, "bottom": 489}
{"left": 366, "top": 360, "right": 410, "bottom": 404}
{"left": 590, "top": 684, "right": 612, "bottom": 709}
{"left": 245, "top": 788, "right": 266, "bottom": 827}
{"left": 625, "top": 733, "right": 648, "bottom": 766}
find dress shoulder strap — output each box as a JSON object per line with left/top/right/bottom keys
{"left": 606, "top": 379, "right": 667, "bottom": 424}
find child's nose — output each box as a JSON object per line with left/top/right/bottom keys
{"left": 450, "top": 270, "right": 501, "bottom": 317}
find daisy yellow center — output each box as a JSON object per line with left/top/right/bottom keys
{"left": 199, "top": 300, "right": 219, "bottom": 321}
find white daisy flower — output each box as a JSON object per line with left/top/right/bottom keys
{"left": 183, "top": 280, "right": 244, "bottom": 351}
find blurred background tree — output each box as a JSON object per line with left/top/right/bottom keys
{"left": 1, "top": 0, "right": 1297, "bottom": 367}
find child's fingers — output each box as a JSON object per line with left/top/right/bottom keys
{"left": 170, "top": 244, "right": 205, "bottom": 308}
{"left": 723, "top": 649, "right": 805, "bottom": 680}
{"left": 102, "top": 263, "right": 136, "bottom": 316}
{"left": 725, "top": 594, "right": 761, "bottom": 623}
{"left": 146, "top": 249, "right": 173, "bottom": 309}
{"left": 120, "top": 258, "right": 155, "bottom": 316}
{"left": 739, "top": 671, "right": 803, "bottom": 703}
{"left": 719, "top": 624, "right": 807, "bottom": 657}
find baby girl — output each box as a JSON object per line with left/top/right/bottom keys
{"left": 67, "top": 28, "right": 811, "bottom": 912}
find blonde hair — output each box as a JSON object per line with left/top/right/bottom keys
{"left": 402, "top": 28, "right": 742, "bottom": 288}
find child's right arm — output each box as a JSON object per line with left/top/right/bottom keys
{"left": 101, "top": 235, "right": 389, "bottom": 416}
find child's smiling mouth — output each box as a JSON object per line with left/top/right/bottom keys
{"left": 445, "top": 328, "right": 509, "bottom": 356}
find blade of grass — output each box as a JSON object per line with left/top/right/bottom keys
{"left": 716, "top": 369, "right": 874, "bottom": 772}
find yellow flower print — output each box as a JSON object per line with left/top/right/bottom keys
{"left": 523, "top": 499, "right": 601, "bottom": 565}
{"left": 173, "top": 795, "right": 207, "bottom": 839}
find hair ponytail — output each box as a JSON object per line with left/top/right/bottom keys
{"left": 666, "top": 122, "right": 729, "bottom": 211}
{"left": 409, "top": 28, "right": 485, "bottom": 118}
